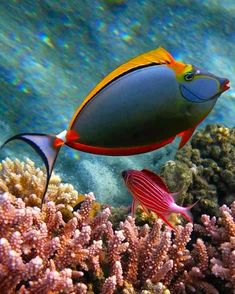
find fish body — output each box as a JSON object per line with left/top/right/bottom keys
{"left": 66, "top": 48, "right": 229, "bottom": 154}
{"left": 69, "top": 65, "right": 210, "bottom": 151}
{"left": 1, "top": 47, "right": 230, "bottom": 204}
{"left": 122, "top": 169, "right": 196, "bottom": 230}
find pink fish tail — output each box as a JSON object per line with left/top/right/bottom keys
{"left": 182, "top": 199, "right": 200, "bottom": 222}
{"left": 181, "top": 207, "right": 193, "bottom": 223}
{"left": 171, "top": 199, "right": 199, "bottom": 223}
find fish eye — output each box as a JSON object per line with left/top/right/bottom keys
{"left": 184, "top": 72, "right": 195, "bottom": 81}
{"left": 122, "top": 171, "right": 127, "bottom": 179}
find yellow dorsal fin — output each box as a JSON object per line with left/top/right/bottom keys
{"left": 69, "top": 47, "right": 181, "bottom": 128}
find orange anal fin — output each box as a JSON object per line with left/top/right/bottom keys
{"left": 67, "top": 136, "right": 175, "bottom": 156}
{"left": 178, "top": 126, "right": 197, "bottom": 149}
{"left": 66, "top": 130, "right": 80, "bottom": 142}
{"left": 141, "top": 204, "right": 150, "bottom": 216}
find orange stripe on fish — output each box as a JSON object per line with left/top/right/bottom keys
{"left": 66, "top": 137, "right": 175, "bottom": 156}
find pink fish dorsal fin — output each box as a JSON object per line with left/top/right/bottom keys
{"left": 178, "top": 125, "right": 197, "bottom": 149}
{"left": 141, "top": 169, "right": 169, "bottom": 192}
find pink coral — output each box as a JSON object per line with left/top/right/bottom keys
{"left": 195, "top": 201, "right": 235, "bottom": 292}
{"left": 0, "top": 162, "right": 235, "bottom": 293}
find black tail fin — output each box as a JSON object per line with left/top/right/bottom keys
{"left": 1, "top": 133, "right": 62, "bottom": 206}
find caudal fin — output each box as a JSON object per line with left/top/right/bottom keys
{"left": 1, "top": 133, "right": 62, "bottom": 206}
{"left": 181, "top": 200, "right": 200, "bottom": 223}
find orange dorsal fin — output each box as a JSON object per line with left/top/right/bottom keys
{"left": 69, "top": 47, "right": 179, "bottom": 128}
{"left": 141, "top": 169, "right": 169, "bottom": 192}
{"left": 178, "top": 125, "right": 197, "bottom": 149}
{"left": 157, "top": 47, "right": 187, "bottom": 75}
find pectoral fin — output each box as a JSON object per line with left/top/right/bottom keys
{"left": 131, "top": 199, "right": 138, "bottom": 217}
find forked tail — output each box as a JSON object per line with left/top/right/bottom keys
{"left": 180, "top": 199, "right": 200, "bottom": 223}
{"left": 1, "top": 132, "right": 63, "bottom": 207}
{"left": 171, "top": 199, "right": 200, "bottom": 223}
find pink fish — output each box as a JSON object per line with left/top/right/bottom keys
{"left": 122, "top": 169, "right": 198, "bottom": 230}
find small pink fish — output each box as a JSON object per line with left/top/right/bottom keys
{"left": 122, "top": 169, "right": 198, "bottom": 230}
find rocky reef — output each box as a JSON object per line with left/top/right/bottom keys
{"left": 161, "top": 124, "right": 235, "bottom": 222}
{"left": 0, "top": 158, "right": 234, "bottom": 293}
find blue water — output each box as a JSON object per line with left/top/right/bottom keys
{"left": 0, "top": 0, "right": 234, "bottom": 205}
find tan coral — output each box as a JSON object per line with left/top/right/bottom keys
{"left": 0, "top": 158, "right": 100, "bottom": 219}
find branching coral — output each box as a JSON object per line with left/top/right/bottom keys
{"left": 0, "top": 158, "right": 100, "bottom": 219}
{"left": 1, "top": 188, "right": 235, "bottom": 293}
{"left": 194, "top": 201, "right": 235, "bottom": 292}
{"left": 0, "top": 158, "right": 234, "bottom": 293}
{"left": 0, "top": 157, "right": 78, "bottom": 207}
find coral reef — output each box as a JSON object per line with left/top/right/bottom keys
{"left": 194, "top": 201, "right": 235, "bottom": 293}
{"left": 0, "top": 190, "right": 192, "bottom": 293}
{"left": 0, "top": 157, "right": 78, "bottom": 208}
{"left": 0, "top": 158, "right": 100, "bottom": 220}
{"left": 0, "top": 158, "right": 234, "bottom": 293}
{"left": 161, "top": 124, "right": 235, "bottom": 221}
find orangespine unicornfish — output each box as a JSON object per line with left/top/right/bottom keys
{"left": 1, "top": 47, "right": 230, "bottom": 205}
{"left": 122, "top": 169, "right": 199, "bottom": 230}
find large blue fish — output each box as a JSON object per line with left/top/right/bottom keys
{"left": 2, "top": 47, "right": 230, "bottom": 204}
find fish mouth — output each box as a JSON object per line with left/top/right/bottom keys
{"left": 220, "top": 78, "right": 230, "bottom": 92}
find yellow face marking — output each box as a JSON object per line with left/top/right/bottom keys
{"left": 175, "top": 64, "right": 193, "bottom": 83}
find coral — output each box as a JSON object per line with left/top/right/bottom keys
{"left": 161, "top": 124, "right": 235, "bottom": 221}
{"left": 1, "top": 190, "right": 235, "bottom": 293}
{"left": 0, "top": 158, "right": 234, "bottom": 293}
{"left": 194, "top": 201, "right": 235, "bottom": 292}
{"left": 0, "top": 158, "right": 100, "bottom": 219}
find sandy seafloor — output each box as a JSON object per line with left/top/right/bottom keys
{"left": 0, "top": 0, "right": 234, "bottom": 206}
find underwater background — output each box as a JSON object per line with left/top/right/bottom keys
{"left": 0, "top": 0, "right": 234, "bottom": 206}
